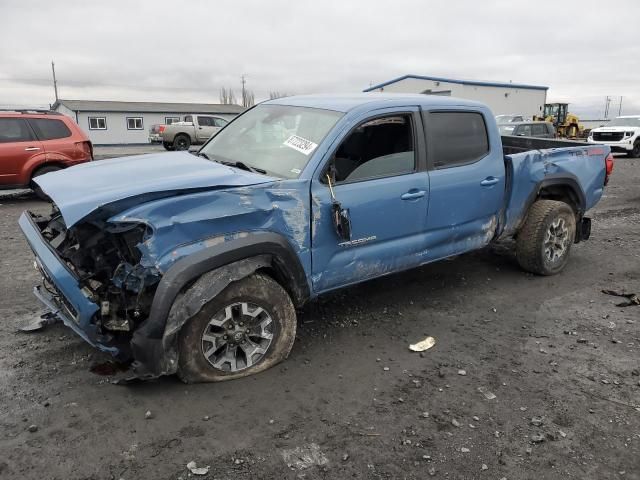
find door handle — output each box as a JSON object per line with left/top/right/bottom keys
{"left": 480, "top": 177, "right": 499, "bottom": 186}
{"left": 25, "top": 147, "right": 40, "bottom": 151}
{"left": 401, "top": 190, "right": 426, "bottom": 200}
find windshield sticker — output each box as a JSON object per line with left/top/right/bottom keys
{"left": 283, "top": 135, "right": 318, "bottom": 155}
{"left": 290, "top": 168, "right": 302, "bottom": 174}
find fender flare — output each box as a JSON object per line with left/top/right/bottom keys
{"left": 536, "top": 174, "right": 586, "bottom": 213}
{"left": 129, "top": 231, "right": 310, "bottom": 376}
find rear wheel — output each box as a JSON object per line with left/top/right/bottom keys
{"left": 163, "top": 142, "right": 175, "bottom": 151}
{"left": 628, "top": 140, "right": 640, "bottom": 158}
{"left": 173, "top": 134, "right": 191, "bottom": 151}
{"left": 177, "top": 273, "right": 297, "bottom": 383}
{"left": 516, "top": 200, "right": 576, "bottom": 275}
{"left": 30, "top": 165, "right": 62, "bottom": 201}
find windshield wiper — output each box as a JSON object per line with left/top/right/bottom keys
{"left": 220, "top": 160, "right": 267, "bottom": 175}
{"left": 197, "top": 152, "right": 210, "bottom": 160}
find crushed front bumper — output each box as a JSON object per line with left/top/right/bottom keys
{"left": 19, "top": 211, "right": 121, "bottom": 356}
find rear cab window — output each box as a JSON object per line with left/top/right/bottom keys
{"left": 27, "top": 118, "right": 72, "bottom": 140}
{"left": 425, "top": 111, "right": 489, "bottom": 168}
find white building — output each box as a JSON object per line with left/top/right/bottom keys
{"left": 52, "top": 99, "right": 245, "bottom": 145}
{"left": 363, "top": 74, "right": 548, "bottom": 118}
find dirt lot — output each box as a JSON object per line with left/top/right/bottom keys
{"left": 0, "top": 154, "right": 638, "bottom": 480}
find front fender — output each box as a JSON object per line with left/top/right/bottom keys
{"left": 129, "top": 231, "right": 310, "bottom": 376}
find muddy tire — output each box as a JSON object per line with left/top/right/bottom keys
{"left": 177, "top": 273, "right": 297, "bottom": 383}
{"left": 173, "top": 134, "right": 191, "bottom": 151}
{"left": 163, "top": 142, "right": 175, "bottom": 151}
{"left": 30, "top": 165, "right": 61, "bottom": 201}
{"left": 516, "top": 200, "right": 576, "bottom": 276}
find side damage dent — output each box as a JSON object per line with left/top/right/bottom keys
{"left": 129, "top": 256, "right": 271, "bottom": 378}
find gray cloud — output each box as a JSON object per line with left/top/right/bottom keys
{"left": 0, "top": 0, "right": 638, "bottom": 117}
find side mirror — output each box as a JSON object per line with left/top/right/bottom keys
{"left": 332, "top": 202, "right": 351, "bottom": 241}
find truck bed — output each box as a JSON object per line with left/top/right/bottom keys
{"left": 501, "top": 135, "right": 588, "bottom": 155}
{"left": 499, "top": 135, "right": 610, "bottom": 238}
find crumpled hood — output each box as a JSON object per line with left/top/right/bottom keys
{"left": 35, "top": 152, "right": 276, "bottom": 227}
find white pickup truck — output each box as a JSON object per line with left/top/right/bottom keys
{"left": 588, "top": 115, "right": 640, "bottom": 158}
{"left": 161, "top": 115, "right": 229, "bottom": 151}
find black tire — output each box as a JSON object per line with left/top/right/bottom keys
{"left": 30, "top": 165, "right": 62, "bottom": 201}
{"left": 163, "top": 142, "right": 175, "bottom": 151}
{"left": 177, "top": 273, "right": 297, "bottom": 383}
{"left": 173, "top": 134, "right": 191, "bottom": 151}
{"left": 516, "top": 200, "right": 576, "bottom": 276}
{"left": 628, "top": 140, "right": 640, "bottom": 158}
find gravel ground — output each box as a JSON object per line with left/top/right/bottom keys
{"left": 0, "top": 155, "right": 638, "bottom": 480}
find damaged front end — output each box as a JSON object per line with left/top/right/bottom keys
{"left": 21, "top": 205, "right": 161, "bottom": 360}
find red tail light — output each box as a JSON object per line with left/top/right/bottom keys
{"left": 604, "top": 153, "right": 614, "bottom": 186}
{"left": 159, "top": 125, "right": 165, "bottom": 133}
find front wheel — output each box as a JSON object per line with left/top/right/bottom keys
{"left": 177, "top": 273, "right": 297, "bottom": 383}
{"left": 628, "top": 140, "right": 640, "bottom": 158}
{"left": 516, "top": 200, "right": 576, "bottom": 275}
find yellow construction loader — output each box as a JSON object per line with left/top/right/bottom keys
{"left": 534, "top": 103, "right": 583, "bottom": 138}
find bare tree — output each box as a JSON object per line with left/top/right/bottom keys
{"left": 219, "top": 87, "right": 237, "bottom": 105}
{"left": 242, "top": 90, "right": 255, "bottom": 108}
{"left": 269, "top": 91, "right": 289, "bottom": 99}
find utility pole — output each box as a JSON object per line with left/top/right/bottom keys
{"left": 618, "top": 96, "right": 623, "bottom": 116}
{"left": 604, "top": 96, "right": 611, "bottom": 120}
{"left": 51, "top": 60, "right": 59, "bottom": 102}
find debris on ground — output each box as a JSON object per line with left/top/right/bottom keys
{"left": 281, "top": 443, "right": 329, "bottom": 470}
{"left": 27, "top": 424, "right": 38, "bottom": 433}
{"left": 458, "top": 369, "right": 467, "bottom": 376}
{"left": 409, "top": 336, "right": 436, "bottom": 352}
{"left": 602, "top": 289, "right": 640, "bottom": 307}
{"left": 145, "top": 410, "right": 154, "bottom": 420}
{"left": 477, "top": 386, "right": 496, "bottom": 400}
{"left": 186, "top": 461, "right": 210, "bottom": 475}
{"left": 17, "top": 313, "right": 59, "bottom": 332}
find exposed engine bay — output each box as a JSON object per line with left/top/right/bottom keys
{"left": 33, "top": 204, "right": 160, "bottom": 354}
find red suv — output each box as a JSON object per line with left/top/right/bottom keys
{"left": 0, "top": 110, "right": 93, "bottom": 199}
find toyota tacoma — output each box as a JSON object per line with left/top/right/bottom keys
{"left": 20, "top": 94, "right": 613, "bottom": 382}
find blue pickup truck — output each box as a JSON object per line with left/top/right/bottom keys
{"left": 20, "top": 94, "right": 614, "bottom": 382}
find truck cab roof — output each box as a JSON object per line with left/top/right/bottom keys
{"left": 264, "top": 93, "right": 486, "bottom": 113}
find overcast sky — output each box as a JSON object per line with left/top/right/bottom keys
{"left": 1, "top": 0, "right": 638, "bottom": 118}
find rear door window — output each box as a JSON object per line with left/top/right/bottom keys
{"left": 197, "top": 116, "right": 214, "bottom": 127}
{"left": 427, "top": 112, "right": 489, "bottom": 168}
{"left": 27, "top": 118, "right": 72, "bottom": 140}
{"left": 0, "top": 118, "right": 35, "bottom": 143}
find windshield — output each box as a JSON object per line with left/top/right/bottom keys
{"left": 200, "top": 104, "right": 343, "bottom": 179}
{"left": 498, "top": 124, "right": 516, "bottom": 134}
{"left": 608, "top": 117, "right": 640, "bottom": 127}
{"left": 495, "top": 115, "right": 521, "bottom": 123}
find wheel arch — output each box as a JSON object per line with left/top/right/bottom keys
{"left": 129, "top": 231, "right": 310, "bottom": 376}
{"left": 535, "top": 175, "right": 586, "bottom": 215}
{"left": 29, "top": 162, "right": 66, "bottom": 184}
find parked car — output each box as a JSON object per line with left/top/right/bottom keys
{"left": 0, "top": 110, "right": 93, "bottom": 199}
{"left": 588, "top": 115, "right": 640, "bottom": 158}
{"left": 20, "top": 94, "right": 613, "bottom": 383}
{"left": 160, "top": 115, "right": 229, "bottom": 151}
{"left": 499, "top": 121, "right": 556, "bottom": 138}
{"left": 495, "top": 114, "right": 526, "bottom": 123}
